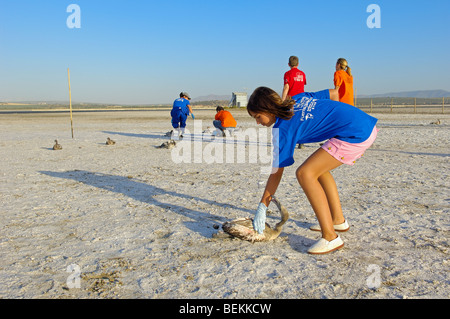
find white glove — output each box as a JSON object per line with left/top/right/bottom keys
{"left": 253, "top": 202, "right": 267, "bottom": 234}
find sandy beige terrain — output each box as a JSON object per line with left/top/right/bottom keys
{"left": 0, "top": 109, "right": 448, "bottom": 299}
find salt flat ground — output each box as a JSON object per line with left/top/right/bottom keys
{"left": 0, "top": 109, "right": 448, "bottom": 299}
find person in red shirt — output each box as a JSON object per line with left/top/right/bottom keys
{"left": 213, "top": 106, "right": 237, "bottom": 136}
{"left": 282, "top": 56, "right": 307, "bottom": 149}
{"left": 282, "top": 56, "right": 307, "bottom": 101}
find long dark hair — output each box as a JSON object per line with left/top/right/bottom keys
{"left": 247, "top": 87, "right": 295, "bottom": 120}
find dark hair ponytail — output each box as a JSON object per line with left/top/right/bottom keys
{"left": 247, "top": 87, "right": 294, "bottom": 120}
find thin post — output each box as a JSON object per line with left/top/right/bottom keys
{"left": 443, "top": 97, "right": 445, "bottom": 114}
{"left": 370, "top": 98, "right": 373, "bottom": 113}
{"left": 414, "top": 97, "right": 416, "bottom": 114}
{"left": 390, "top": 98, "right": 393, "bottom": 113}
{"left": 68, "top": 68, "right": 74, "bottom": 139}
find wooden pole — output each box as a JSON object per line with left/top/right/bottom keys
{"left": 370, "top": 98, "right": 373, "bottom": 113}
{"left": 443, "top": 97, "right": 445, "bottom": 114}
{"left": 390, "top": 98, "right": 393, "bottom": 113}
{"left": 68, "top": 68, "right": 74, "bottom": 139}
{"left": 414, "top": 97, "right": 416, "bottom": 114}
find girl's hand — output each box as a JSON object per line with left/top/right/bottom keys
{"left": 253, "top": 202, "right": 267, "bottom": 234}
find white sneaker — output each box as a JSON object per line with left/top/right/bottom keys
{"left": 309, "top": 220, "right": 349, "bottom": 232}
{"left": 307, "top": 236, "right": 344, "bottom": 255}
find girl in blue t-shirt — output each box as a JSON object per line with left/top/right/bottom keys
{"left": 247, "top": 87, "right": 378, "bottom": 254}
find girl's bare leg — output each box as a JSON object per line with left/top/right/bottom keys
{"left": 318, "top": 171, "right": 345, "bottom": 225}
{"left": 296, "top": 148, "right": 343, "bottom": 241}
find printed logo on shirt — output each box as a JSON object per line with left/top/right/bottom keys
{"left": 294, "top": 97, "right": 317, "bottom": 122}
{"left": 294, "top": 74, "right": 304, "bottom": 82}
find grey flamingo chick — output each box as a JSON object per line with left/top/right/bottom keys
{"left": 52, "top": 140, "right": 62, "bottom": 150}
{"left": 430, "top": 119, "right": 441, "bottom": 125}
{"left": 215, "top": 197, "right": 289, "bottom": 242}
{"left": 156, "top": 139, "right": 176, "bottom": 149}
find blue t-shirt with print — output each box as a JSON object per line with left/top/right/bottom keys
{"left": 272, "top": 90, "right": 378, "bottom": 168}
{"left": 172, "top": 98, "right": 190, "bottom": 115}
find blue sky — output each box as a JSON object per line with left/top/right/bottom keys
{"left": 1, "top": 0, "right": 449, "bottom": 104}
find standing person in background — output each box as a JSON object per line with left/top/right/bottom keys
{"left": 171, "top": 92, "right": 193, "bottom": 139}
{"left": 334, "top": 58, "right": 354, "bottom": 106}
{"left": 282, "top": 56, "right": 307, "bottom": 102}
{"left": 283, "top": 55, "right": 307, "bottom": 148}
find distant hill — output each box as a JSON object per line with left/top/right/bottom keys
{"left": 193, "top": 90, "right": 450, "bottom": 102}
{"left": 3, "top": 89, "right": 448, "bottom": 106}
{"left": 191, "top": 94, "right": 231, "bottom": 102}
{"left": 359, "top": 90, "right": 450, "bottom": 98}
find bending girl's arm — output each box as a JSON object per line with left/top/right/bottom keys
{"left": 281, "top": 84, "right": 289, "bottom": 101}
{"left": 329, "top": 89, "right": 339, "bottom": 101}
{"left": 260, "top": 167, "right": 284, "bottom": 207}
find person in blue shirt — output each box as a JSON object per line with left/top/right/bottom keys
{"left": 171, "top": 92, "right": 193, "bottom": 138}
{"left": 247, "top": 87, "right": 378, "bottom": 254}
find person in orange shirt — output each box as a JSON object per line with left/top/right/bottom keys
{"left": 213, "top": 106, "right": 237, "bottom": 136}
{"left": 334, "top": 58, "right": 354, "bottom": 106}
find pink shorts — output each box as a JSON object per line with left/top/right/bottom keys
{"left": 321, "top": 126, "right": 378, "bottom": 165}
